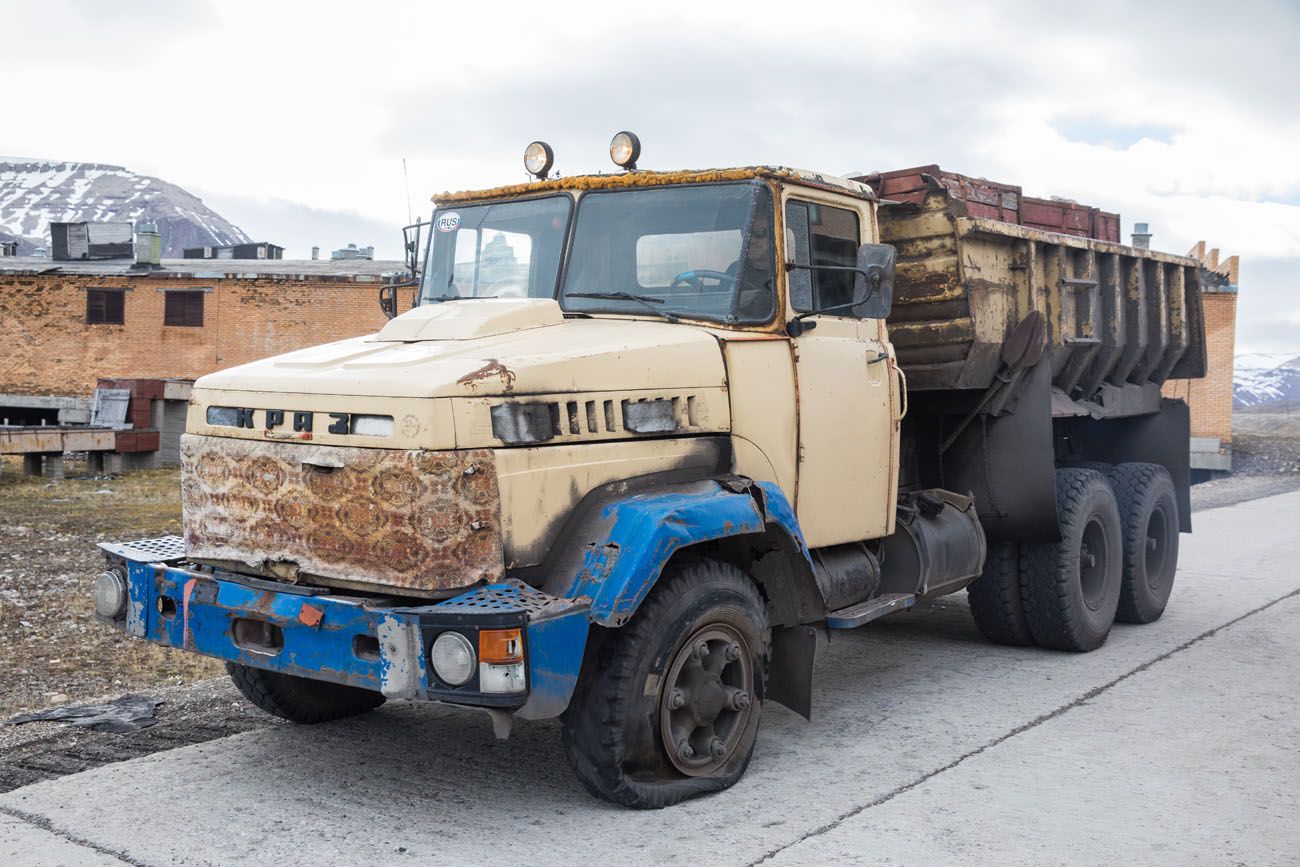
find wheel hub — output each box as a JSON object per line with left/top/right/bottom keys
{"left": 1144, "top": 505, "right": 1170, "bottom": 589}
{"left": 659, "top": 625, "right": 754, "bottom": 776}
{"left": 1079, "top": 515, "right": 1110, "bottom": 609}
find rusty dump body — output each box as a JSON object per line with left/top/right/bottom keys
{"left": 869, "top": 175, "right": 1205, "bottom": 412}
{"left": 180, "top": 435, "right": 505, "bottom": 594}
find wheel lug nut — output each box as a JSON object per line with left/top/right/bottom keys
{"left": 724, "top": 642, "right": 742, "bottom": 662}
{"left": 668, "top": 689, "right": 686, "bottom": 710}
{"left": 678, "top": 740, "right": 694, "bottom": 760}
{"left": 694, "top": 641, "right": 710, "bottom": 660}
{"left": 709, "top": 737, "right": 726, "bottom": 759}
{"left": 728, "top": 689, "right": 750, "bottom": 710}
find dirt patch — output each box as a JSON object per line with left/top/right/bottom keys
{"left": 0, "top": 457, "right": 222, "bottom": 718}
{"left": 1190, "top": 421, "right": 1300, "bottom": 511}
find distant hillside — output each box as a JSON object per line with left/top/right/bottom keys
{"left": 0, "top": 160, "right": 250, "bottom": 258}
{"left": 1235, "top": 353, "right": 1300, "bottom": 410}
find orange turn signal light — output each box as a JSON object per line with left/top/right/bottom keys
{"left": 479, "top": 628, "right": 523, "bottom": 664}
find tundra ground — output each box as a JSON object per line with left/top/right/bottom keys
{"left": 0, "top": 459, "right": 220, "bottom": 719}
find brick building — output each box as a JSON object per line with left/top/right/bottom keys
{"left": 0, "top": 258, "right": 412, "bottom": 413}
{"left": 1162, "top": 243, "right": 1239, "bottom": 477}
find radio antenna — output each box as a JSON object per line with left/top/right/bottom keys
{"left": 402, "top": 157, "right": 413, "bottom": 226}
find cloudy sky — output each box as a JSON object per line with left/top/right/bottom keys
{"left": 6, "top": 0, "right": 1297, "bottom": 352}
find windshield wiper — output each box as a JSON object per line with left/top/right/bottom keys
{"left": 566, "top": 291, "right": 680, "bottom": 323}
{"left": 425, "top": 294, "right": 497, "bottom": 303}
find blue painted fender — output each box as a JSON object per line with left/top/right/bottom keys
{"left": 551, "top": 478, "right": 811, "bottom": 627}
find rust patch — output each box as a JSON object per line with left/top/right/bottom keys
{"left": 181, "top": 434, "right": 505, "bottom": 594}
{"left": 263, "top": 430, "right": 314, "bottom": 442}
{"left": 457, "top": 358, "right": 517, "bottom": 392}
{"left": 437, "top": 167, "right": 798, "bottom": 205}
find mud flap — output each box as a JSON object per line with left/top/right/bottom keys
{"left": 766, "top": 624, "right": 817, "bottom": 720}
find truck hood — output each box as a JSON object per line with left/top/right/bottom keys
{"left": 193, "top": 299, "right": 727, "bottom": 399}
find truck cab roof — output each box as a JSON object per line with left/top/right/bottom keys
{"left": 434, "top": 166, "right": 878, "bottom": 206}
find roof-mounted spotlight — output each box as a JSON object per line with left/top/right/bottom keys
{"left": 524, "top": 141, "right": 554, "bottom": 179}
{"left": 609, "top": 131, "right": 641, "bottom": 171}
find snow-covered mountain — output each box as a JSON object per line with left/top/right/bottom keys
{"left": 0, "top": 160, "right": 250, "bottom": 258}
{"left": 1235, "top": 352, "right": 1300, "bottom": 409}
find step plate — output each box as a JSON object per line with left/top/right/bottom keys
{"left": 826, "top": 593, "right": 916, "bottom": 629}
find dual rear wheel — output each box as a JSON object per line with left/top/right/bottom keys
{"left": 967, "top": 463, "right": 1179, "bottom": 652}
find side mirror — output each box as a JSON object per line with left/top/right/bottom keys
{"left": 784, "top": 240, "right": 897, "bottom": 335}
{"left": 852, "top": 243, "right": 895, "bottom": 319}
{"left": 379, "top": 284, "right": 398, "bottom": 320}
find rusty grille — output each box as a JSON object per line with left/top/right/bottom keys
{"left": 180, "top": 434, "right": 504, "bottom": 594}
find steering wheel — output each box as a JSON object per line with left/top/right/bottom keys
{"left": 670, "top": 269, "right": 737, "bottom": 291}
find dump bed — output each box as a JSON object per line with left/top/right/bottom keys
{"left": 875, "top": 179, "right": 1206, "bottom": 416}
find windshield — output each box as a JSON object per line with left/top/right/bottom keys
{"left": 421, "top": 195, "right": 571, "bottom": 303}
{"left": 559, "top": 182, "right": 775, "bottom": 324}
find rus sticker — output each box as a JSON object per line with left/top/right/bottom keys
{"left": 437, "top": 212, "right": 461, "bottom": 232}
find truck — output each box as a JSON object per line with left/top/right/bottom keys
{"left": 92, "top": 136, "right": 1206, "bottom": 808}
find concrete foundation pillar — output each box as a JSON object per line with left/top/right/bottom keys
{"left": 44, "top": 454, "right": 66, "bottom": 480}
{"left": 87, "top": 452, "right": 106, "bottom": 475}
{"left": 103, "top": 453, "right": 124, "bottom": 475}
{"left": 22, "top": 454, "right": 43, "bottom": 477}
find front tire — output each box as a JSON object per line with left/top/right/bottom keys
{"left": 226, "top": 663, "right": 386, "bottom": 723}
{"left": 1021, "top": 468, "right": 1123, "bottom": 652}
{"left": 1109, "top": 463, "right": 1180, "bottom": 624}
{"left": 561, "top": 558, "right": 770, "bottom": 809}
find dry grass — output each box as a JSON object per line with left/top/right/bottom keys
{"left": 0, "top": 457, "right": 222, "bottom": 717}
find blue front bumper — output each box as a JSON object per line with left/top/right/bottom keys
{"left": 97, "top": 537, "right": 591, "bottom": 720}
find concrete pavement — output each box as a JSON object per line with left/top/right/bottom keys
{"left": 2, "top": 490, "right": 1298, "bottom": 866}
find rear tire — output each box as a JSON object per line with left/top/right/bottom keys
{"left": 1109, "top": 463, "right": 1179, "bottom": 624}
{"left": 226, "top": 663, "right": 386, "bottom": 723}
{"left": 561, "top": 558, "right": 770, "bottom": 809}
{"left": 967, "top": 541, "right": 1035, "bottom": 646}
{"left": 1021, "top": 468, "right": 1123, "bottom": 652}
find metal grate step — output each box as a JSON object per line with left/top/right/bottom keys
{"left": 826, "top": 593, "right": 916, "bottom": 629}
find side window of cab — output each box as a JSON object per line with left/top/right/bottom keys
{"left": 785, "top": 200, "right": 861, "bottom": 314}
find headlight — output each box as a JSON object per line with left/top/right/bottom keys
{"left": 524, "top": 141, "right": 554, "bottom": 179}
{"left": 622, "top": 398, "right": 677, "bottom": 434}
{"left": 430, "top": 631, "right": 476, "bottom": 686}
{"left": 490, "top": 403, "right": 556, "bottom": 444}
{"left": 350, "top": 414, "right": 394, "bottom": 437}
{"left": 93, "top": 569, "right": 128, "bottom": 619}
{"left": 206, "top": 405, "right": 252, "bottom": 428}
{"left": 609, "top": 131, "right": 641, "bottom": 170}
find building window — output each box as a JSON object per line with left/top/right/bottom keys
{"left": 86, "top": 289, "right": 125, "bottom": 324}
{"left": 164, "top": 291, "right": 205, "bottom": 327}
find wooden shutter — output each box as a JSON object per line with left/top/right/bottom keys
{"left": 86, "top": 289, "right": 125, "bottom": 324}
{"left": 164, "top": 291, "right": 204, "bottom": 327}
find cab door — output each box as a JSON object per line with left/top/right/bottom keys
{"left": 784, "top": 193, "right": 897, "bottom": 548}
